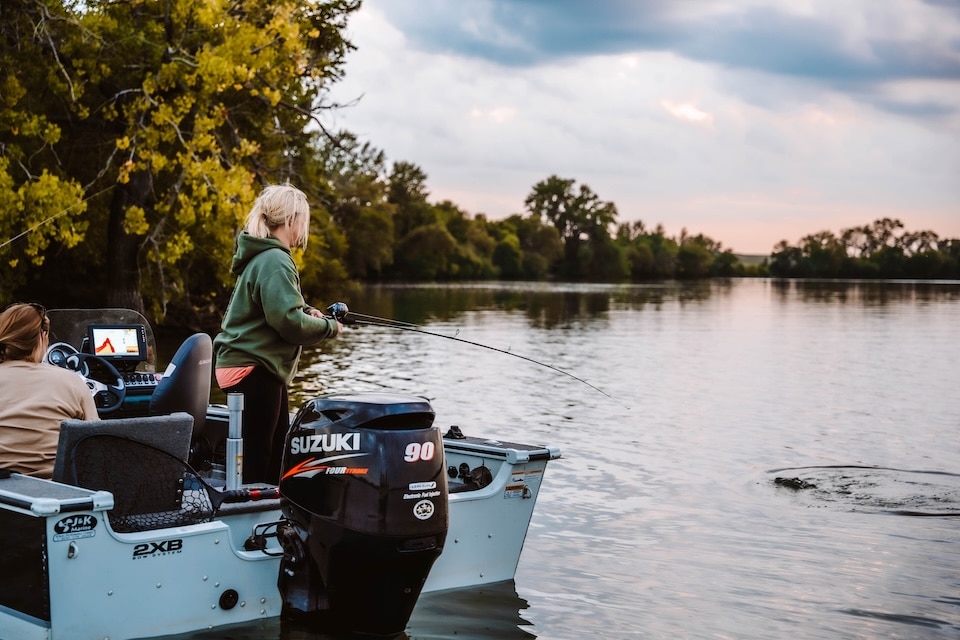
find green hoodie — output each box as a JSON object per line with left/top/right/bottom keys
{"left": 214, "top": 232, "right": 338, "bottom": 385}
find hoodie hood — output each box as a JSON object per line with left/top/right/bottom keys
{"left": 232, "top": 232, "right": 289, "bottom": 275}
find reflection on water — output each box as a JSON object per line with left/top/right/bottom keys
{"left": 838, "top": 608, "right": 958, "bottom": 633}
{"left": 771, "top": 278, "right": 960, "bottom": 305}
{"left": 281, "top": 582, "right": 534, "bottom": 640}
{"left": 332, "top": 280, "right": 960, "bottom": 335}
{"left": 405, "top": 581, "right": 535, "bottom": 640}
{"left": 345, "top": 280, "right": 722, "bottom": 329}
{"left": 164, "top": 581, "right": 533, "bottom": 640}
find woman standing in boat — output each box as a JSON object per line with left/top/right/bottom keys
{"left": 0, "top": 302, "right": 99, "bottom": 478}
{"left": 214, "top": 183, "right": 342, "bottom": 484}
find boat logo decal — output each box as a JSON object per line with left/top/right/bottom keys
{"left": 132, "top": 539, "right": 183, "bottom": 560}
{"left": 409, "top": 481, "right": 437, "bottom": 491}
{"left": 53, "top": 515, "right": 97, "bottom": 541}
{"left": 404, "top": 441, "right": 436, "bottom": 463}
{"left": 413, "top": 499, "right": 435, "bottom": 520}
{"left": 289, "top": 432, "right": 361, "bottom": 455}
{"left": 281, "top": 453, "right": 369, "bottom": 480}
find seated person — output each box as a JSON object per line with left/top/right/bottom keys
{"left": 0, "top": 302, "right": 99, "bottom": 478}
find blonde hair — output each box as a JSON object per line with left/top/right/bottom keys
{"left": 243, "top": 184, "right": 311, "bottom": 249}
{"left": 0, "top": 303, "right": 49, "bottom": 363}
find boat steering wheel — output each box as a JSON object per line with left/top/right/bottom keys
{"left": 45, "top": 343, "right": 126, "bottom": 413}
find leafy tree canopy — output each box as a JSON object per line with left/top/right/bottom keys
{"left": 1, "top": 0, "right": 360, "bottom": 323}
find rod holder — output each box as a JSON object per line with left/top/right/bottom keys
{"left": 226, "top": 393, "right": 244, "bottom": 490}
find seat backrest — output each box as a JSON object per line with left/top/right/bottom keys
{"left": 149, "top": 333, "right": 212, "bottom": 437}
{"left": 53, "top": 412, "right": 195, "bottom": 521}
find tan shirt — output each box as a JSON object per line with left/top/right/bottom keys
{"left": 0, "top": 360, "right": 99, "bottom": 478}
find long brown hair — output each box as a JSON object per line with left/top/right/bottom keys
{"left": 0, "top": 303, "right": 49, "bottom": 363}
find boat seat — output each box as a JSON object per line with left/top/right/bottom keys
{"left": 53, "top": 412, "right": 212, "bottom": 532}
{"left": 148, "top": 333, "right": 213, "bottom": 464}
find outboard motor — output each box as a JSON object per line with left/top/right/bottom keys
{"left": 277, "top": 393, "right": 448, "bottom": 637}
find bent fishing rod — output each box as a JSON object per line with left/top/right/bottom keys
{"left": 324, "top": 302, "right": 624, "bottom": 406}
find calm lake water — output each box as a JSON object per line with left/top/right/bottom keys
{"left": 189, "top": 278, "right": 960, "bottom": 640}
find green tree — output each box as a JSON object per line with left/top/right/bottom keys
{"left": 799, "top": 231, "right": 846, "bottom": 276}
{"left": 495, "top": 213, "right": 562, "bottom": 279}
{"left": 0, "top": 0, "right": 90, "bottom": 300}
{"left": 870, "top": 218, "right": 906, "bottom": 253}
{"left": 517, "top": 215, "right": 563, "bottom": 259}
{"left": 524, "top": 175, "right": 618, "bottom": 279}
{"left": 315, "top": 132, "right": 395, "bottom": 280}
{"left": 616, "top": 221, "right": 685, "bottom": 279}
{"left": 616, "top": 222, "right": 654, "bottom": 279}
{"left": 1, "top": 0, "right": 361, "bottom": 322}
{"left": 388, "top": 161, "right": 436, "bottom": 242}
{"left": 769, "top": 219, "right": 960, "bottom": 279}
{"left": 435, "top": 202, "right": 497, "bottom": 279}
{"left": 940, "top": 239, "right": 960, "bottom": 278}
{"left": 675, "top": 230, "right": 717, "bottom": 278}
{"left": 492, "top": 232, "right": 523, "bottom": 279}
{"left": 584, "top": 227, "right": 629, "bottom": 280}
{"left": 710, "top": 249, "right": 742, "bottom": 277}
{"left": 394, "top": 224, "right": 457, "bottom": 280}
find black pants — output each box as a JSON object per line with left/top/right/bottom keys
{"left": 220, "top": 367, "right": 289, "bottom": 484}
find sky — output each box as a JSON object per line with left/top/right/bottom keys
{"left": 326, "top": 0, "right": 960, "bottom": 254}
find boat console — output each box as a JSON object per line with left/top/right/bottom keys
{"left": 44, "top": 309, "right": 215, "bottom": 464}
{"left": 87, "top": 323, "right": 156, "bottom": 386}
{"left": 45, "top": 309, "right": 162, "bottom": 415}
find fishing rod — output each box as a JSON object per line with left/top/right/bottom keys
{"left": 325, "top": 302, "right": 624, "bottom": 405}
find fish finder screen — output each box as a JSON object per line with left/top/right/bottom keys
{"left": 87, "top": 324, "right": 148, "bottom": 362}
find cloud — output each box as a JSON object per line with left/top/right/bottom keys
{"left": 329, "top": 1, "right": 960, "bottom": 253}
{"left": 376, "top": 0, "right": 960, "bottom": 117}
{"left": 661, "top": 101, "right": 715, "bottom": 127}
{"left": 469, "top": 106, "right": 518, "bottom": 124}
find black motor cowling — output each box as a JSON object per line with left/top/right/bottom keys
{"left": 277, "top": 393, "right": 448, "bottom": 637}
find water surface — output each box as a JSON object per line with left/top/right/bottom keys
{"left": 194, "top": 279, "right": 960, "bottom": 639}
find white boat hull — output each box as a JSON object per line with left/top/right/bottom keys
{"left": 0, "top": 435, "right": 558, "bottom": 640}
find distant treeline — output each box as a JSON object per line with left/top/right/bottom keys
{"left": 768, "top": 218, "right": 960, "bottom": 279}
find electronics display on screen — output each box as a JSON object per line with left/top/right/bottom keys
{"left": 86, "top": 324, "right": 148, "bottom": 363}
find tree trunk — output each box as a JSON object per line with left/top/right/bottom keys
{"left": 106, "top": 172, "right": 151, "bottom": 314}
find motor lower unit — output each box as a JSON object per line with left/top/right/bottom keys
{"left": 277, "top": 393, "right": 449, "bottom": 636}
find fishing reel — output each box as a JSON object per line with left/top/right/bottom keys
{"left": 325, "top": 302, "right": 352, "bottom": 323}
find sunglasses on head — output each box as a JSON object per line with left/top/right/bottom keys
{"left": 26, "top": 302, "right": 49, "bottom": 333}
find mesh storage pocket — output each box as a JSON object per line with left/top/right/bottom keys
{"left": 70, "top": 435, "right": 215, "bottom": 533}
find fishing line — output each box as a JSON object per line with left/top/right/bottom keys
{"left": 0, "top": 185, "right": 115, "bottom": 252}
{"left": 345, "top": 311, "right": 422, "bottom": 330}
{"left": 327, "top": 303, "right": 626, "bottom": 407}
